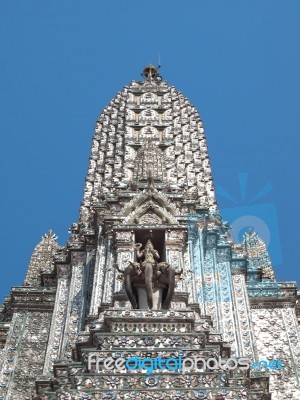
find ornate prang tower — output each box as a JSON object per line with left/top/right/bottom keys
{"left": 0, "top": 66, "right": 299, "bottom": 400}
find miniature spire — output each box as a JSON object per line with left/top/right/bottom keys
{"left": 243, "top": 230, "right": 276, "bottom": 280}
{"left": 24, "top": 230, "right": 59, "bottom": 286}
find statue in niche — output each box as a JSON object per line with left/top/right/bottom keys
{"left": 116, "top": 239, "right": 182, "bottom": 310}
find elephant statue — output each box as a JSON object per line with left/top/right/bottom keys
{"left": 115, "top": 239, "right": 182, "bottom": 310}
{"left": 154, "top": 262, "right": 181, "bottom": 309}
{"left": 115, "top": 262, "right": 140, "bottom": 309}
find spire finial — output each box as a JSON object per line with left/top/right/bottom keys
{"left": 141, "top": 64, "right": 162, "bottom": 81}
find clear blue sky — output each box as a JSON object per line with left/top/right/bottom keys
{"left": 0, "top": 1, "right": 299, "bottom": 302}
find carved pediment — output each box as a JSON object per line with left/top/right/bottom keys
{"left": 122, "top": 187, "right": 179, "bottom": 216}
{"left": 123, "top": 199, "right": 178, "bottom": 225}
{"left": 139, "top": 211, "right": 163, "bottom": 224}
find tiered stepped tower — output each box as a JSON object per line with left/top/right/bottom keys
{"left": 0, "top": 66, "right": 299, "bottom": 400}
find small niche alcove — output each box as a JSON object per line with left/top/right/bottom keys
{"left": 134, "top": 229, "right": 165, "bottom": 261}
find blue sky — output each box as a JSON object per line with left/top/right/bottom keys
{"left": 0, "top": 1, "right": 299, "bottom": 302}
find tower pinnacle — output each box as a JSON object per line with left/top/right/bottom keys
{"left": 141, "top": 64, "right": 161, "bottom": 81}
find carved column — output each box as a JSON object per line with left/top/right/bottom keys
{"left": 43, "top": 264, "right": 71, "bottom": 375}
{"left": 89, "top": 225, "right": 108, "bottom": 315}
{"left": 165, "top": 230, "right": 186, "bottom": 296}
{"left": 201, "top": 232, "right": 221, "bottom": 332}
{"left": 114, "top": 230, "right": 135, "bottom": 294}
{"left": 231, "top": 261, "right": 256, "bottom": 359}
{"left": 101, "top": 230, "right": 116, "bottom": 305}
{"left": 214, "top": 246, "right": 238, "bottom": 356}
{"left": 61, "top": 251, "right": 87, "bottom": 360}
{"left": 190, "top": 225, "right": 206, "bottom": 314}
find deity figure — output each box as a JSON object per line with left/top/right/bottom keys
{"left": 116, "top": 238, "right": 182, "bottom": 310}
